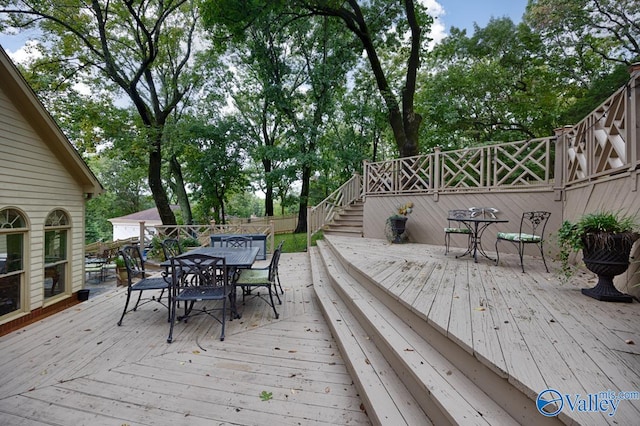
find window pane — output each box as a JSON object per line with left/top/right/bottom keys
{"left": 45, "top": 230, "right": 67, "bottom": 262}
{"left": 0, "top": 274, "right": 20, "bottom": 316}
{"left": 0, "top": 234, "right": 23, "bottom": 273}
{"left": 45, "top": 264, "right": 65, "bottom": 298}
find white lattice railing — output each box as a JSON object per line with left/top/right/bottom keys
{"left": 307, "top": 173, "right": 363, "bottom": 245}
{"left": 564, "top": 68, "right": 640, "bottom": 185}
{"left": 364, "top": 137, "right": 554, "bottom": 194}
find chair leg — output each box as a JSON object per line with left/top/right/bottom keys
{"left": 518, "top": 242, "right": 525, "bottom": 273}
{"left": 117, "top": 289, "right": 133, "bottom": 326}
{"left": 494, "top": 239, "right": 501, "bottom": 266}
{"left": 267, "top": 286, "right": 279, "bottom": 319}
{"left": 219, "top": 299, "right": 226, "bottom": 341}
{"left": 444, "top": 233, "right": 449, "bottom": 255}
{"left": 539, "top": 243, "right": 549, "bottom": 272}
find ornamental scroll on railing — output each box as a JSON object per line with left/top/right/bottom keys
{"left": 564, "top": 67, "right": 640, "bottom": 185}
{"left": 364, "top": 137, "right": 554, "bottom": 195}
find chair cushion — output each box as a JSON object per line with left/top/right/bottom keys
{"left": 235, "top": 269, "right": 269, "bottom": 285}
{"left": 444, "top": 227, "right": 472, "bottom": 234}
{"left": 497, "top": 232, "right": 541, "bottom": 242}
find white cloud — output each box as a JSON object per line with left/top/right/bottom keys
{"left": 5, "top": 39, "right": 42, "bottom": 65}
{"left": 420, "top": 0, "right": 447, "bottom": 47}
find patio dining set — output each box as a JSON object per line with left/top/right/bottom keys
{"left": 444, "top": 207, "right": 551, "bottom": 272}
{"left": 115, "top": 236, "right": 284, "bottom": 342}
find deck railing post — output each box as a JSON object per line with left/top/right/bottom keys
{"left": 628, "top": 63, "right": 640, "bottom": 170}
{"left": 433, "top": 146, "right": 441, "bottom": 194}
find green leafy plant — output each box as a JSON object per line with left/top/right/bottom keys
{"left": 259, "top": 390, "right": 273, "bottom": 401}
{"left": 557, "top": 211, "right": 638, "bottom": 281}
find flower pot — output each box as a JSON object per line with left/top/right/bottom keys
{"left": 388, "top": 216, "right": 408, "bottom": 243}
{"left": 581, "top": 233, "right": 638, "bottom": 303}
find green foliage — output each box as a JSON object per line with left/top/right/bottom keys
{"left": 556, "top": 211, "right": 639, "bottom": 281}
{"left": 259, "top": 390, "right": 273, "bottom": 401}
{"left": 274, "top": 232, "right": 323, "bottom": 253}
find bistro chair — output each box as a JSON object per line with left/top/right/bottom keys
{"left": 117, "top": 245, "right": 171, "bottom": 326}
{"left": 444, "top": 209, "right": 473, "bottom": 255}
{"left": 495, "top": 211, "right": 551, "bottom": 273}
{"left": 161, "top": 238, "right": 183, "bottom": 260}
{"left": 167, "top": 254, "right": 231, "bottom": 342}
{"left": 221, "top": 235, "right": 252, "bottom": 248}
{"left": 233, "top": 243, "right": 283, "bottom": 319}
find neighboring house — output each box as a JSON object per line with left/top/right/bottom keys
{"left": 108, "top": 205, "right": 179, "bottom": 241}
{"left": 0, "top": 46, "right": 103, "bottom": 332}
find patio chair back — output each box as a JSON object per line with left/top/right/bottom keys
{"left": 168, "top": 254, "right": 230, "bottom": 342}
{"left": 495, "top": 211, "right": 551, "bottom": 273}
{"left": 161, "top": 238, "right": 182, "bottom": 260}
{"left": 444, "top": 209, "right": 473, "bottom": 255}
{"left": 221, "top": 235, "right": 252, "bottom": 248}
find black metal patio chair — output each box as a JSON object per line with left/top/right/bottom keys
{"left": 495, "top": 211, "right": 551, "bottom": 273}
{"left": 221, "top": 235, "right": 252, "bottom": 248}
{"left": 161, "top": 238, "right": 183, "bottom": 260}
{"left": 233, "top": 243, "right": 283, "bottom": 319}
{"left": 117, "top": 245, "right": 171, "bottom": 326}
{"left": 444, "top": 209, "right": 473, "bottom": 255}
{"left": 167, "top": 254, "right": 231, "bottom": 342}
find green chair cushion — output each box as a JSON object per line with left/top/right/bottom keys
{"left": 497, "top": 232, "right": 541, "bottom": 242}
{"left": 235, "top": 269, "right": 269, "bottom": 285}
{"left": 444, "top": 227, "right": 472, "bottom": 234}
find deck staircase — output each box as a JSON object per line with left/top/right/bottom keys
{"left": 322, "top": 199, "right": 364, "bottom": 237}
{"left": 309, "top": 236, "right": 562, "bottom": 426}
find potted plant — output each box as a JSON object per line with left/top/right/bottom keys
{"left": 113, "top": 255, "right": 128, "bottom": 286}
{"left": 385, "top": 202, "right": 413, "bottom": 243}
{"left": 557, "top": 211, "right": 639, "bottom": 302}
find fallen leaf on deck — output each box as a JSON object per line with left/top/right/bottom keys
{"left": 625, "top": 339, "right": 635, "bottom": 345}
{"left": 325, "top": 387, "right": 331, "bottom": 393}
{"left": 192, "top": 350, "right": 200, "bottom": 354}
{"left": 474, "top": 307, "right": 486, "bottom": 311}
{"left": 260, "top": 391, "right": 273, "bottom": 401}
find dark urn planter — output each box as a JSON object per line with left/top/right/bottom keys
{"left": 388, "top": 216, "right": 408, "bottom": 243}
{"left": 581, "top": 233, "right": 639, "bottom": 303}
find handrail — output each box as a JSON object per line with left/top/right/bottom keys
{"left": 307, "top": 173, "right": 363, "bottom": 248}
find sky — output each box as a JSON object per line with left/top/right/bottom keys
{"left": 428, "top": 0, "right": 529, "bottom": 44}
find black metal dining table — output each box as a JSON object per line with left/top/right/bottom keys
{"left": 448, "top": 216, "right": 508, "bottom": 263}
{"left": 160, "top": 246, "right": 260, "bottom": 318}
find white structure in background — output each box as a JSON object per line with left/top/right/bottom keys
{"left": 108, "top": 206, "right": 179, "bottom": 241}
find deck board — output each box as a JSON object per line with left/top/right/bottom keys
{"left": 324, "top": 235, "right": 640, "bottom": 425}
{"left": 0, "top": 253, "right": 370, "bottom": 426}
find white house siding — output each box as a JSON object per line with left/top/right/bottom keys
{"left": 0, "top": 85, "right": 86, "bottom": 316}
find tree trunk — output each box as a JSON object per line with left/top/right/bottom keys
{"left": 295, "top": 165, "right": 310, "bottom": 233}
{"left": 148, "top": 133, "right": 177, "bottom": 225}
{"left": 169, "top": 155, "right": 193, "bottom": 224}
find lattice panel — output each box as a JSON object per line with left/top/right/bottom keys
{"left": 493, "top": 139, "right": 550, "bottom": 186}
{"left": 440, "top": 148, "right": 483, "bottom": 188}
{"left": 399, "top": 156, "right": 431, "bottom": 192}
{"left": 366, "top": 161, "right": 396, "bottom": 193}
{"left": 567, "top": 82, "right": 629, "bottom": 183}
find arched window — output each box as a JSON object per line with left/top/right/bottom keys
{"left": 44, "top": 210, "right": 70, "bottom": 299}
{"left": 0, "top": 208, "right": 27, "bottom": 317}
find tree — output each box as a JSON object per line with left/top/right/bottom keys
{"left": 201, "top": 0, "right": 433, "bottom": 158}
{"left": 526, "top": 0, "right": 640, "bottom": 67}
{"left": 0, "top": 0, "right": 206, "bottom": 225}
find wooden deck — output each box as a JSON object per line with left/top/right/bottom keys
{"left": 315, "top": 235, "right": 640, "bottom": 425}
{"left": 0, "top": 253, "right": 370, "bottom": 425}
{"left": 2, "top": 238, "right": 640, "bottom": 425}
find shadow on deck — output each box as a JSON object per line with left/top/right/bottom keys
{"left": 311, "top": 235, "right": 640, "bottom": 425}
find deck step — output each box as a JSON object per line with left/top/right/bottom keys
{"left": 309, "top": 246, "right": 431, "bottom": 426}
{"left": 323, "top": 201, "right": 364, "bottom": 238}
{"left": 312, "top": 239, "right": 557, "bottom": 425}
